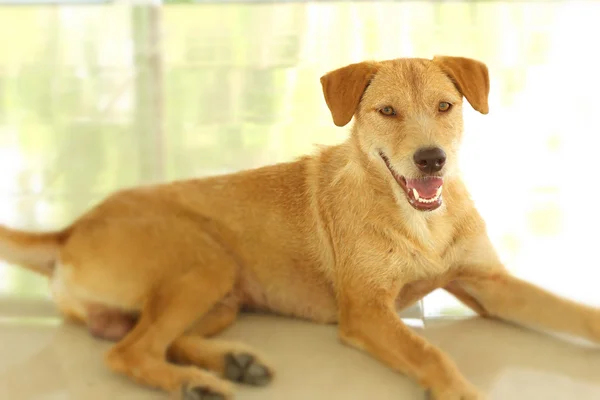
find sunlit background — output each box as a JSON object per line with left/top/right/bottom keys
{"left": 0, "top": 0, "right": 599, "bottom": 320}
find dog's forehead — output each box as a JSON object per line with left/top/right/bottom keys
{"left": 372, "top": 58, "right": 456, "bottom": 96}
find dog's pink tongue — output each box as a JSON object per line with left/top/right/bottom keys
{"left": 405, "top": 177, "right": 443, "bottom": 198}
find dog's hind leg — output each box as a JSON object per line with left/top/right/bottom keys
{"left": 185, "top": 301, "right": 240, "bottom": 338}
{"left": 170, "top": 336, "right": 274, "bottom": 387}
{"left": 104, "top": 254, "right": 238, "bottom": 399}
{"left": 169, "top": 303, "right": 274, "bottom": 387}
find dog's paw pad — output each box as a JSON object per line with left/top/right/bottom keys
{"left": 182, "top": 385, "right": 227, "bottom": 400}
{"left": 224, "top": 352, "right": 273, "bottom": 386}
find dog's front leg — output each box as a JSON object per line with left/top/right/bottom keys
{"left": 446, "top": 235, "right": 600, "bottom": 343}
{"left": 446, "top": 269, "right": 600, "bottom": 343}
{"left": 338, "top": 283, "right": 483, "bottom": 400}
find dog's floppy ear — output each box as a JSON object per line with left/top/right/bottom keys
{"left": 320, "top": 62, "right": 380, "bottom": 127}
{"left": 433, "top": 56, "right": 490, "bottom": 115}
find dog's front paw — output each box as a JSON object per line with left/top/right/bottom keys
{"left": 425, "top": 384, "right": 485, "bottom": 400}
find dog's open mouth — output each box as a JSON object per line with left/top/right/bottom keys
{"left": 379, "top": 152, "right": 443, "bottom": 212}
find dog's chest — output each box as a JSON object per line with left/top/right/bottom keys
{"left": 391, "top": 211, "right": 458, "bottom": 280}
{"left": 403, "top": 211, "right": 454, "bottom": 252}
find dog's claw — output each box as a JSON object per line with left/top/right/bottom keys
{"left": 224, "top": 352, "right": 273, "bottom": 386}
{"left": 182, "top": 385, "right": 226, "bottom": 400}
{"left": 425, "top": 387, "right": 485, "bottom": 400}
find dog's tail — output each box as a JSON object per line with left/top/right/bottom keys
{"left": 0, "top": 225, "right": 70, "bottom": 278}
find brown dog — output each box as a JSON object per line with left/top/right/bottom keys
{"left": 1, "top": 56, "right": 598, "bottom": 400}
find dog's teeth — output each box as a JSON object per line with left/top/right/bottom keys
{"left": 415, "top": 188, "right": 442, "bottom": 204}
{"left": 412, "top": 188, "right": 420, "bottom": 200}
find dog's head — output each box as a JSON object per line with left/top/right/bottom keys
{"left": 320, "top": 56, "right": 489, "bottom": 212}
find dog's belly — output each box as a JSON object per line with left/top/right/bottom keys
{"left": 236, "top": 265, "right": 338, "bottom": 324}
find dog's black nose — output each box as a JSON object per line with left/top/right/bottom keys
{"left": 413, "top": 147, "right": 446, "bottom": 173}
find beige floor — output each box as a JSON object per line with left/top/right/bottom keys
{"left": 0, "top": 299, "right": 599, "bottom": 400}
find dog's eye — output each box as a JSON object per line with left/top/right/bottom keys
{"left": 379, "top": 106, "right": 396, "bottom": 116}
{"left": 438, "top": 102, "right": 452, "bottom": 112}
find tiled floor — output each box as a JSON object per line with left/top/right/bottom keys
{"left": 2, "top": 0, "right": 600, "bottom": 399}
{"left": 1, "top": 308, "right": 600, "bottom": 400}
